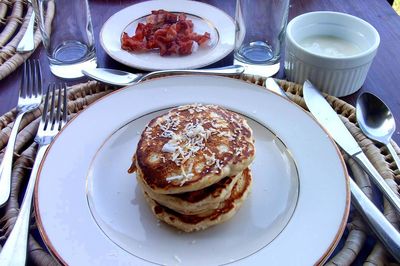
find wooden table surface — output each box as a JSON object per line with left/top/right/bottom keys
{"left": 1, "top": 0, "right": 399, "bottom": 143}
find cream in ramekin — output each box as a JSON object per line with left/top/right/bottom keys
{"left": 284, "top": 11, "right": 380, "bottom": 97}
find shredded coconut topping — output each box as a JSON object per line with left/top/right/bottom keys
{"left": 166, "top": 175, "right": 187, "bottom": 182}
{"left": 215, "top": 159, "right": 222, "bottom": 170}
{"left": 204, "top": 153, "right": 216, "bottom": 166}
{"left": 194, "top": 104, "right": 208, "bottom": 113}
{"left": 160, "top": 115, "right": 213, "bottom": 168}
{"left": 234, "top": 147, "right": 243, "bottom": 156}
{"left": 218, "top": 131, "right": 231, "bottom": 138}
{"left": 156, "top": 105, "right": 231, "bottom": 184}
{"left": 162, "top": 142, "right": 179, "bottom": 153}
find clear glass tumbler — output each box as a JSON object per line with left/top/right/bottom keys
{"left": 234, "top": 0, "right": 290, "bottom": 77}
{"left": 33, "top": 0, "right": 97, "bottom": 79}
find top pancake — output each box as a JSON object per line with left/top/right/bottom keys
{"left": 133, "top": 104, "right": 255, "bottom": 194}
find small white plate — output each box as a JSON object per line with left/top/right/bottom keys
{"left": 100, "top": 0, "right": 235, "bottom": 71}
{"left": 35, "top": 76, "right": 349, "bottom": 265}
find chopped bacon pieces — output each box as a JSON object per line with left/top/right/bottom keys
{"left": 121, "top": 9, "right": 211, "bottom": 56}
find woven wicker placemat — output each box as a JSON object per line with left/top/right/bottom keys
{"left": 0, "top": 0, "right": 54, "bottom": 81}
{"left": 0, "top": 76, "right": 399, "bottom": 265}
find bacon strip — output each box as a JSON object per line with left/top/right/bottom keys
{"left": 121, "top": 9, "right": 211, "bottom": 56}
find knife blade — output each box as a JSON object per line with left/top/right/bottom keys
{"left": 303, "top": 80, "right": 400, "bottom": 214}
{"left": 265, "top": 78, "right": 288, "bottom": 98}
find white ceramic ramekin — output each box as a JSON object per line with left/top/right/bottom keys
{"left": 284, "top": 11, "right": 380, "bottom": 97}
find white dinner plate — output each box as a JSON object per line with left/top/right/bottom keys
{"left": 100, "top": 0, "right": 235, "bottom": 71}
{"left": 35, "top": 76, "right": 350, "bottom": 265}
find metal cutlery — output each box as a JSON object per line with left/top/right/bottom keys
{"left": 349, "top": 173, "right": 400, "bottom": 261}
{"left": 265, "top": 78, "right": 288, "bottom": 97}
{"left": 0, "top": 60, "right": 42, "bottom": 207}
{"left": 356, "top": 92, "right": 400, "bottom": 169}
{"left": 264, "top": 78, "right": 400, "bottom": 262}
{"left": 17, "top": 1, "right": 35, "bottom": 52}
{"left": 0, "top": 83, "right": 68, "bottom": 266}
{"left": 302, "top": 80, "right": 400, "bottom": 215}
{"left": 82, "top": 65, "right": 245, "bottom": 87}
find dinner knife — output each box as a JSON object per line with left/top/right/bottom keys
{"left": 302, "top": 80, "right": 400, "bottom": 214}
{"left": 265, "top": 78, "right": 288, "bottom": 97}
{"left": 264, "top": 78, "right": 400, "bottom": 262}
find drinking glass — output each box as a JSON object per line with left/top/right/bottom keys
{"left": 33, "top": 0, "right": 97, "bottom": 79}
{"left": 234, "top": 0, "right": 290, "bottom": 77}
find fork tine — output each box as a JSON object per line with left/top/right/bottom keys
{"left": 55, "top": 83, "right": 62, "bottom": 128}
{"left": 31, "top": 60, "right": 36, "bottom": 97}
{"left": 49, "top": 83, "right": 56, "bottom": 130}
{"left": 35, "top": 60, "right": 43, "bottom": 97}
{"left": 27, "top": 60, "right": 33, "bottom": 98}
{"left": 62, "top": 83, "right": 68, "bottom": 125}
{"left": 41, "top": 84, "right": 52, "bottom": 125}
{"left": 32, "top": 60, "right": 38, "bottom": 97}
{"left": 19, "top": 62, "right": 27, "bottom": 99}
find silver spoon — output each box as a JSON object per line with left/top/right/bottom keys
{"left": 356, "top": 92, "right": 400, "bottom": 168}
{"left": 82, "top": 65, "right": 245, "bottom": 87}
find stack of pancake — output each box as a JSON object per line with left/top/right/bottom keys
{"left": 128, "top": 104, "right": 255, "bottom": 232}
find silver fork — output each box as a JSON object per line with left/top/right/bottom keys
{"left": 0, "top": 60, "right": 42, "bottom": 207}
{"left": 0, "top": 83, "right": 68, "bottom": 266}
{"left": 17, "top": 0, "right": 36, "bottom": 52}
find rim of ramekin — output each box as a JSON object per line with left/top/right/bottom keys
{"left": 286, "top": 11, "right": 380, "bottom": 62}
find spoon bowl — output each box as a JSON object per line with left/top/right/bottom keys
{"left": 356, "top": 92, "right": 400, "bottom": 167}
{"left": 356, "top": 92, "right": 396, "bottom": 144}
{"left": 82, "top": 68, "right": 140, "bottom": 87}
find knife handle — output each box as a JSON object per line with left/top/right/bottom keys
{"left": 354, "top": 152, "right": 400, "bottom": 214}
{"left": 350, "top": 178, "right": 400, "bottom": 262}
